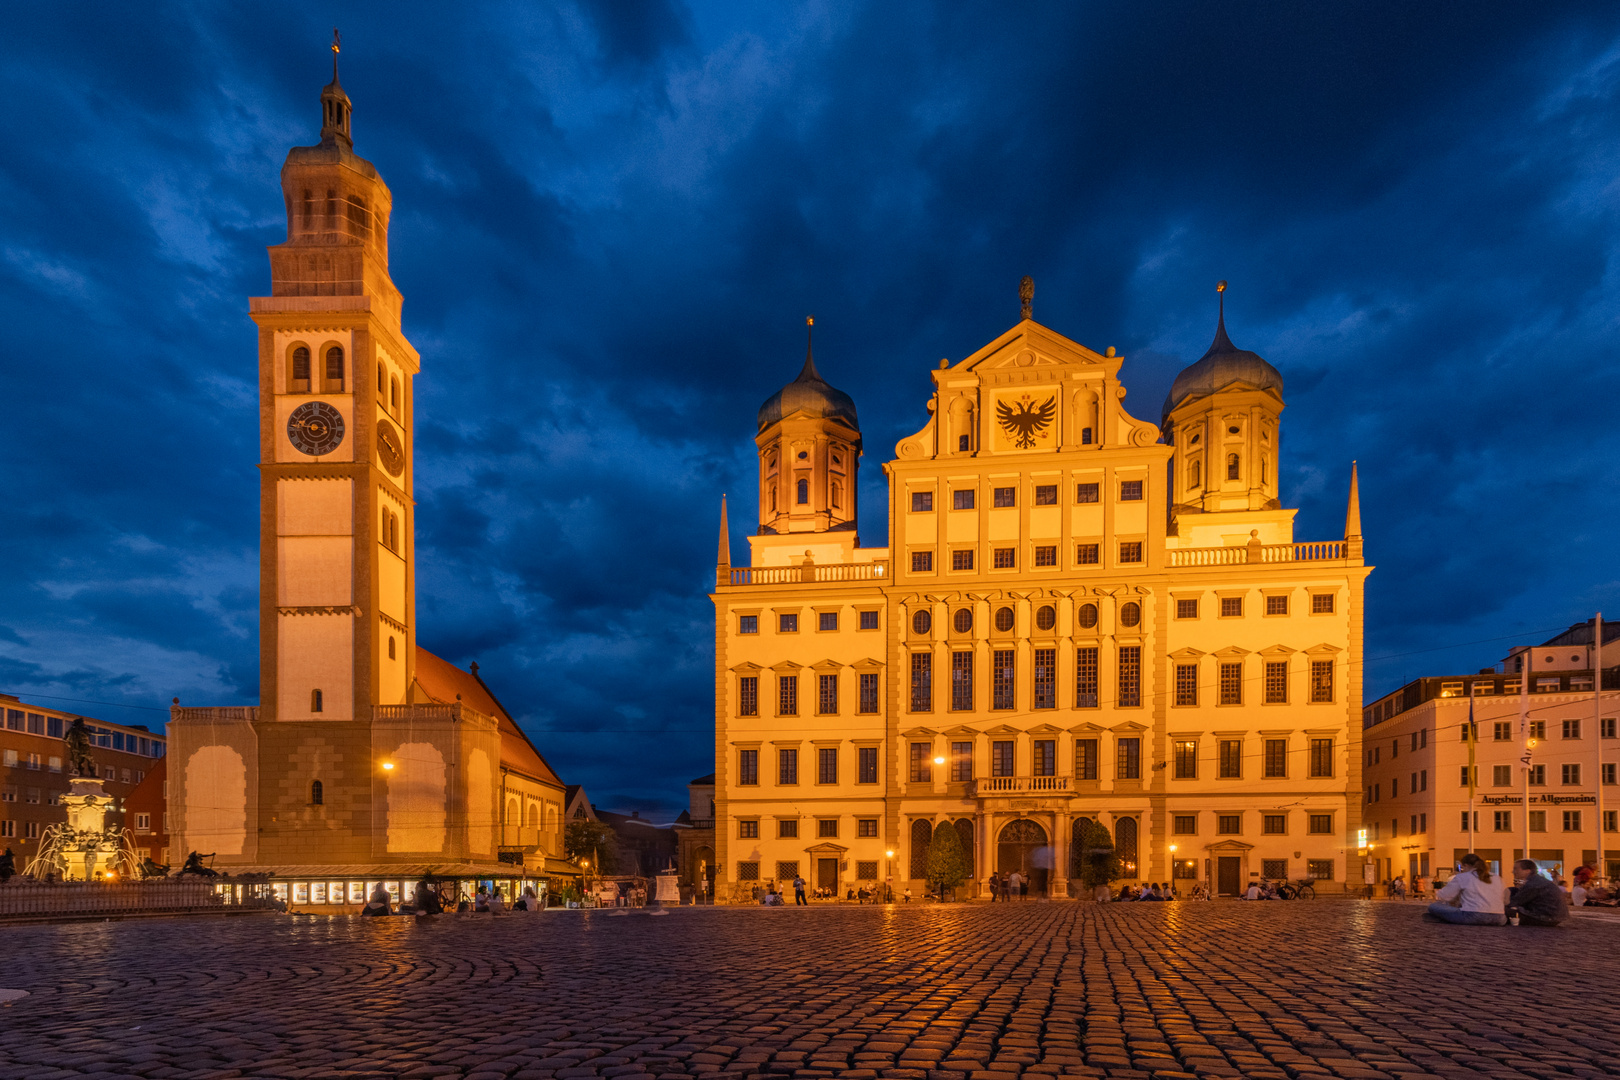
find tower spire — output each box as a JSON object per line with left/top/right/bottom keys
{"left": 331, "top": 27, "right": 341, "bottom": 80}
{"left": 798, "top": 315, "right": 822, "bottom": 381}
{"left": 1345, "top": 460, "right": 1362, "bottom": 540}
{"left": 320, "top": 30, "right": 353, "bottom": 150}
{"left": 717, "top": 494, "right": 731, "bottom": 570}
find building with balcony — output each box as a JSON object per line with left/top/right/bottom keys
{"left": 1, "top": 695, "right": 165, "bottom": 868}
{"left": 710, "top": 285, "right": 1370, "bottom": 900}
{"left": 164, "top": 62, "right": 574, "bottom": 906}
{"left": 1363, "top": 618, "right": 1619, "bottom": 886}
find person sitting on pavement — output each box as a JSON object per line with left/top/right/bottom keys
{"left": 361, "top": 884, "right": 393, "bottom": 917}
{"left": 411, "top": 879, "right": 443, "bottom": 915}
{"left": 487, "top": 888, "right": 508, "bottom": 915}
{"left": 1426, "top": 853, "right": 1507, "bottom": 925}
{"left": 1244, "top": 882, "right": 1262, "bottom": 901}
{"left": 1506, "top": 860, "right": 1567, "bottom": 926}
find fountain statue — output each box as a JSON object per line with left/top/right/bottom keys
{"left": 23, "top": 718, "right": 139, "bottom": 881}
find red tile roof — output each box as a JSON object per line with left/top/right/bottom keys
{"left": 413, "top": 647, "right": 564, "bottom": 789}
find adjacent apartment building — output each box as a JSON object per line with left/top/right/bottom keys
{"left": 1363, "top": 619, "right": 1618, "bottom": 884}
{"left": 710, "top": 287, "right": 1370, "bottom": 901}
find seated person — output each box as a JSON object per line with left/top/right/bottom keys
{"left": 1506, "top": 860, "right": 1567, "bottom": 926}
{"left": 1244, "top": 882, "right": 1262, "bottom": 901}
{"left": 1426, "top": 854, "right": 1506, "bottom": 925}
{"left": 361, "top": 884, "right": 393, "bottom": 917}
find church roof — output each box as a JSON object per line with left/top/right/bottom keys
{"left": 413, "top": 647, "right": 564, "bottom": 789}
{"left": 757, "top": 344, "right": 859, "bottom": 433}
{"left": 1162, "top": 304, "right": 1283, "bottom": 424}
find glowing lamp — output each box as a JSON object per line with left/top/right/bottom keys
{"left": 381, "top": 762, "right": 395, "bottom": 770}
{"left": 933, "top": 756, "right": 945, "bottom": 765}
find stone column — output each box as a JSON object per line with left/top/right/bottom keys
{"left": 1053, "top": 809, "right": 1068, "bottom": 898}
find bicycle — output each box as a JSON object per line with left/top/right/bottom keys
{"left": 1275, "top": 879, "right": 1316, "bottom": 900}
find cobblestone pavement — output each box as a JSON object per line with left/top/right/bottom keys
{"left": 1, "top": 901, "right": 1615, "bottom": 1080}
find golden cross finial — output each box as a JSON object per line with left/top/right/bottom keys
{"left": 806, "top": 315, "right": 814, "bottom": 327}
{"left": 331, "top": 27, "right": 341, "bottom": 78}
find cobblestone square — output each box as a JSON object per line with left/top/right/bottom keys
{"left": 1, "top": 902, "right": 1615, "bottom": 1080}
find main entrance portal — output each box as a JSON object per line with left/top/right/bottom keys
{"left": 996, "top": 819, "right": 1051, "bottom": 896}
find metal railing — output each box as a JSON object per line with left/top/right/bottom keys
{"left": 0, "top": 880, "right": 279, "bottom": 919}
{"left": 726, "top": 561, "right": 889, "bottom": 586}
{"left": 974, "top": 776, "right": 1073, "bottom": 797}
{"left": 1168, "top": 541, "right": 1346, "bottom": 567}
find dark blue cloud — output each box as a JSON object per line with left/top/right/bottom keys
{"left": 2, "top": 2, "right": 1619, "bottom": 812}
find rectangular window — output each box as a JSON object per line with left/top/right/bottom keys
{"left": 1494, "top": 721, "right": 1512, "bottom": 741}
{"left": 953, "top": 489, "right": 975, "bottom": 510}
{"left": 1261, "top": 858, "right": 1289, "bottom": 878}
{"left": 1174, "top": 663, "right": 1198, "bottom": 706}
{"left": 1034, "top": 545, "right": 1057, "bottom": 567}
{"left": 1118, "top": 541, "right": 1143, "bottom": 564}
{"left": 952, "top": 549, "right": 974, "bottom": 571}
{"left": 738, "top": 749, "right": 759, "bottom": 786}
{"left": 855, "top": 860, "right": 877, "bottom": 880}
{"left": 1309, "top": 738, "right": 1334, "bottom": 778}
{"left": 818, "top": 674, "right": 838, "bottom": 715}
{"left": 1173, "top": 814, "right": 1197, "bottom": 835}
{"left": 776, "top": 860, "right": 799, "bottom": 880}
{"left": 135, "top": 812, "right": 151, "bottom": 831}
{"left": 1219, "top": 739, "right": 1242, "bottom": 779}
{"left": 819, "top": 611, "right": 838, "bottom": 632}
{"left": 1265, "top": 594, "right": 1288, "bottom": 615}
{"left": 910, "top": 653, "right": 932, "bottom": 712}
{"left": 1173, "top": 740, "right": 1197, "bottom": 779}
{"left": 1116, "top": 737, "right": 1141, "bottom": 780}
{"left": 1118, "top": 646, "right": 1141, "bottom": 708}
{"left": 1605, "top": 717, "right": 1618, "bottom": 739}
{"left": 1263, "top": 814, "right": 1286, "bottom": 835}
{"left": 992, "top": 650, "right": 1015, "bottom": 709}
{"left": 859, "top": 610, "right": 879, "bottom": 630}
{"left": 817, "top": 748, "right": 837, "bottom": 784}
{"left": 1076, "top": 647, "right": 1099, "bottom": 707}
{"left": 858, "top": 819, "right": 879, "bottom": 838}
{"left": 1119, "top": 479, "right": 1143, "bottom": 501}
{"left": 1219, "top": 662, "right": 1242, "bottom": 705}
{"left": 1217, "top": 814, "right": 1241, "bottom": 835}
{"left": 779, "top": 675, "right": 798, "bottom": 715}
{"left": 951, "top": 651, "right": 974, "bottom": 710}
{"left": 911, "top": 550, "right": 933, "bottom": 572}
{"left": 1308, "top": 814, "right": 1333, "bottom": 835}
{"left": 1220, "top": 596, "right": 1243, "bottom": 618}
{"left": 1529, "top": 764, "right": 1546, "bottom": 786}
{"left": 1076, "top": 543, "right": 1100, "bottom": 565}
{"left": 1263, "top": 739, "right": 1287, "bottom": 778}
{"left": 1493, "top": 764, "right": 1511, "bottom": 787}
{"left": 909, "top": 743, "right": 932, "bottom": 783}
{"left": 1075, "top": 482, "right": 1099, "bottom": 503}
{"left": 1494, "top": 810, "right": 1512, "bottom": 832}
{"left": 1034, "top": 484, "right": 1058, "bottom": 505}
{"left": 778, "top": 820, "right": 798, "bottom": 839}
{"left": 1562, "top": 763, "right": 1582, "bottom": 786}
{"left": 1075, "top": 739, "right": 1099, "bottom": 780}
{"left": 1264, "top": 661, "right": 1287, "bottom": 704}
{"left": 1605, "top": 763, "right": 1617, "bottom": 786}
{"left": 1562, "top": 719, "right": 1582, "bottom": 739}
{"left": 778, "top": 748, "right": 798, "bottom": 785}
{"left": 992, "top": 740, "right": 1015, "bottom": 777}
{"left": 739, "top": 820, "right": 759, "bottom": 839}
{"left": 1563, "top": 810, "right": 1583, "bottom": 832}
{"left": 1176, "top": 598, "right": 1198, "bottom": 619}
{"left": 779, "top": 613, "right": 799, "bottom": 633}
{"left": 857, "top": 746, "right": 878, "bottom": 784}
{"left": 1032, "top": 648, "right": 1055, "bottom": 709}
{"left": 739, "top": 614, "right": 758, "bottom": 634}
{"left": 818, "top": 819, "right": 838, "bottom": 838}
{"left": 1306, "top": 860, "right": 1335, "bottom": 881}
{"left": 1529, "top": 810, "right": 1547, "bottom": 832}
{"left": 950, "top": 741, "right": 973, "bottom": 782}
{"left": 1311, "top": 593, "right": 1335, "bottom": 614}
{"left": 858, "top": 673, "right": 879, "bottom": 714}
{"left": 1529, "top": 720, "right": 1546, "bottom": 740}
{"left": 911, "top": 491, "right": 934, "bottom": 512}
{"left": 1607, "top": 810, "right": 1619, "bottom": 832}
{"left": 737, "top": 861, "right": 759, "bottom": 880}
{"left": 993, "top": 548, "right": 1016, "bottom": 569}
{"left": 1032, "top": 739, "right": 1055, "bottom": 777}
{"left": 993, "top": 487, "right": 1016, "bottom": 507}
{"left": 1310, "top": 660, "right": 1333, "bottom": 703}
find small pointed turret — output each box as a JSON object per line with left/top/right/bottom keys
{"left": 717, "top": 495, "right": 731, "bottom": 570}
{"left": 1345, "top": 461, "right": 1362, "bottom": 540}
{"left": 320, "top": 29, "right": 353, "bottom": 150}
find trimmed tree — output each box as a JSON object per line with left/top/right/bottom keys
{"left": 564, "top": 819, "right": 620, "bottom": 874}
{"left": 1072, "top": 818, "right": 1124, "bottom": 898}
{"left": 926, "top": 820, "right": 972, "bottom": 901}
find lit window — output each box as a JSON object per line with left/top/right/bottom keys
{"left": 1173, "top": 740, "right": 1197, "bottom": 779}
{"left": 1310, "top": 660, "right": 1334, "bottom": 703}
{"left": 1226, "top": 453, "right": 1239, "bottom": 480}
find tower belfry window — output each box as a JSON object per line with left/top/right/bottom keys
{"left": 311, "top": 780, "right": 323, "bottom": 805}
{"left": 391, "top": 376, "right": 400, "bottom": 411}
{"left": 797, "top": 478, "right": 809, "bottom": 505}
{"left": 325, "top": 346, "right": 345, "bottom": 392}
{"left": 292, "top": 346, "right": 311, "bottom": 389}
{"left": 1227, "top": 453, "right": 1240, "bottom": 481}
{"left": 1189, "top": 459, "right": 1200, "bottom": 488}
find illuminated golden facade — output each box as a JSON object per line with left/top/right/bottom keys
{"left": 711, "top": 288, "right": 1371, "bottom": 900}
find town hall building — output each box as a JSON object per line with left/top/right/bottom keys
{"left": 710, "top": 284, "right": 1371, "bottom": 900}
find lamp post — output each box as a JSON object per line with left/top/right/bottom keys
{"left": 886, "top": 849, "right": 894, "bottom": 902}
{"left": 1169, "top": 844, "right": 1177, "bottom": 895}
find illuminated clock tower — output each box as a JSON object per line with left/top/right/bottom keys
{"left": 253, "top": 58, "right": 417, "bottom": 722}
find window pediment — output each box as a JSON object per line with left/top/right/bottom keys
{"left": 1213, "top": 646, "right": 1251, "bottom": 659}
{"left": 770, "top": 661, "right": 805, "bottom": 673}
{"left": 1068, "top": 722, "right": 1106, "bottom": 734}
{"left": 985, "top": 724, "right": 1022, "bottom": 736}
{"left": 1304, "top": 643, "right": 1343, "bottom": 656}
{"left": 810, "top": 659, "right": 845, "bottom": 672}
{"left": 1026, "top": 723, "right": 1064, "bottom": 735}
{"left": 901, "top": 727, "right": 939, "bottom": 738}
{"left": 1168, "top": 647, "right": 1204, "bottom": 661}
{"left": 850, "top": 657, "right": 886, "bottom": 671}
{"left": 1258, "top": 644, "right": 1297, "bottom": 658}
{"left": 730, "top": 661, "right": 763, "bottom": 674}
{"left": 1110, "top": 721, "right": 1149, "bottom": 734}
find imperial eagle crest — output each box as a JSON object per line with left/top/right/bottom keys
{"left": 996, "top": 393, "right": 1057, "bottom": 449}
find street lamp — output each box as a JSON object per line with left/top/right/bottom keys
{"left": 886, "top": 849, "right": 895, "bottom": 902}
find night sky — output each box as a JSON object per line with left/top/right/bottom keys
{"left": 4, "top": 3, "right": 1619, "bottom": 815}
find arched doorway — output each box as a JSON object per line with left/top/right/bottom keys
{"left": 997, "top": 818, "right": 1051, "bottom": 895}
{"left": 1114, "top": 818, "right": 1139, "bottom": 880}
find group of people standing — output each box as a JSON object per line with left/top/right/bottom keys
{"left": 986, "top": 871, "right": 1031, "bottom": 900}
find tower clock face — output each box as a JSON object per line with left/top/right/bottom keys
{"left": 376, "top": 418, "right": 405, "bottom": 476}
{"left": 287, "top": 401, "right": 345, "bottom": 456}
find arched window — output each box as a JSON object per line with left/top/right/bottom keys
{"left": 1227, "top": 453, "right": 1240, "bottom": 481}
{"left": 768, "top": 485, "right": 776, "bottom": 512}
{"left": 1261, "top": 457, "right": 1268, "bottom": 484}
{"left": 325, "top": 346, "right": 344, "bottom": 392}
{"left": 1114, "top": 817, "right": 1139, "bottom": 875}
{"left": 387, "top": 636, "right": 396, "bottom": 660}
{"left": 797, "top": 478, "right": 809, "bottom": 504}
{"left": 390, "top": 376, "right": 400, "bottom": 411}
{"left": 1189, "top": 459, "right": 1200, "bottom": 489}
{"left": 909, "top": 818, "right": 933, "bottom": 878}
{"left": 311, "top": 689, "right": 323, "bottom": 713}
{"left": 831, "top": 481, "right": 841, "bottom": 509}
{"left": 291, "top": 346, "right": 311, "bottom": 387}
{"left": 311, "top": 780, "right": 323, "bottom": 805}
{"left": 377, "top": 362, "right": 386, "bottom": 394}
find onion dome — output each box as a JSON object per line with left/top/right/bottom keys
{"left": 756, "top": 319, "right": 859, "bottom": 433}
{"left": 1161, "top": 284, "right": 1283, "bottom": 425}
